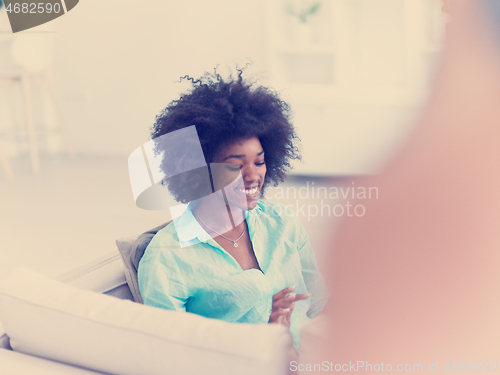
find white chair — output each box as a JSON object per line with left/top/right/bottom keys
{"left": 0, "top": 26, "right": 75, "bottom": 177}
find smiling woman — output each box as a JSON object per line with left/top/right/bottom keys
{"left": 137, "top": 69, "right": 329, "bottom": 350}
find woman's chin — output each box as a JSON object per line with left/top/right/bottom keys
{"left": 245, "top": 196, "right": 259, "bottom": 210}
{"left": 227, "top": 190, "right": 260, "bottom": 211}
{"left": 226, "top": 197, "right": 258, "bottom": 212}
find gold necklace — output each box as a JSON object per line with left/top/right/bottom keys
{"left": 193, "top": 211, "right": 246, "bottom": 248}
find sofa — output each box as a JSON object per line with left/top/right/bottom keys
{"left": 0, "top": 231, "right": 297, "bottom": 375}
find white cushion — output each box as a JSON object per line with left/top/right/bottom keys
{"left": 0, "top": 268, "right": 292, "bottom": 375}
{"left": 0, "top": 349, "right": 104, "bottom": 375}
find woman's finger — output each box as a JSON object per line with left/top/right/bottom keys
{"left": 269, "top": 307, "right": 290, "bottom": 322}
{"left": 272, "top": 286, "right": 295, "bottom": 302}
{"left": 272, "top": 292, "right": 310, "bottom": 309}
{"left": 283, "top": 293, "right": 310, "bottom": 302}
{"left": 286, "top": 302, "right": 294, "bottom": 318}
{"left": 290, "top": 293, "right": 310, "bottom": 302}
{"left": 284, "top": 303, "right": 294, "bottom": 327}
{"left": 272, "top": 298, "right": 294, "bottom": 309}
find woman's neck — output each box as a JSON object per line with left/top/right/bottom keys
{"left": 192, "top": 197, "right": 246, "bottom": 236}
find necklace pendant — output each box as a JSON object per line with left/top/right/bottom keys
{"left": 233, "top": 242, "right": 238, "bottom": 248}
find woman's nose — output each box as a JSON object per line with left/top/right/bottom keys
{"left": 242, "top": 165, "right": 260, "bottom": 182}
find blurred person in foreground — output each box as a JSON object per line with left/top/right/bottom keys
{"left": 298, "top": 0, "right": 500, "bottom": 373}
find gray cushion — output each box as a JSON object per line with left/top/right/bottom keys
{"left": 116, "top": 222, "right": 171, "bottom": 303}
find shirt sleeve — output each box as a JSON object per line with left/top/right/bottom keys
{"left": 138, "top": 246, "right": 190, "bottom": 312}
{"left": 296, "top": 221, "right": 330, "bottom": 318}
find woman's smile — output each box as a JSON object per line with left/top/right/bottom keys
{"left": 236, "top": 185, "right": 259, "bottom": 196}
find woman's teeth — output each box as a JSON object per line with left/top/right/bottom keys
{"left": 239, "top": 186, "right": 258, "bottom": 195}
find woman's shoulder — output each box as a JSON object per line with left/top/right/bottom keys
{"left": 148, "top": 220, "right": 179, "bottom": 245}
{"left": 256, "top": 200, "right": 310, "bottom": 249}
{"left": 255, "top": 199, "right": 305, "bottom": 232}
{"left": 141, "top": 221, "right": 182, "bottom": 260}
{"left": 256, "top": 199, "right": 296, "bottom": 219}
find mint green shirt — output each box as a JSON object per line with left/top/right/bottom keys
{"left": 138, "top": 200, "right": 329, "bottom": 349}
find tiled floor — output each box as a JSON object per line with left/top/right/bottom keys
{"left": 0, "top": 155, "right": 349, "bottom": 279}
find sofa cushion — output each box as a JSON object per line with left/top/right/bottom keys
{"left": 0, "top": 349, "right": 105, "bottom": 375}
{"left": 116, "top": 222, "right": 170, "bottom": 304}
{"left": 0, "top": 268, "right": 292, "bottom": 375}
{"left": 0, "top": 320, "right": 11, "bottom": 350}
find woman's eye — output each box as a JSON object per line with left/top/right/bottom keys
{"left": 226, "top": 165, "right": 242, "bottom": 171}
{"left": 256, "top": 162, "right": 265, "bottom": 166}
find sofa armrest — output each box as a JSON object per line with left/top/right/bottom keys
{"left": 1, "top": 251, "right": 133, "bottom": 350}
{"left": 0, "top": 349, "right": 107, "bottom": 374}
{"left": 56, "top": 250, "right": 133, "bottom": 300}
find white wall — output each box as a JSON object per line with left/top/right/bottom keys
{"left": 289, "top": 102, "right": 420, "bottom": 175}
{"left": 1, "top": 0, "right": 442, "bottom": 175}
{"left": 51, "top": 0, "right": 269, "bottom": 155}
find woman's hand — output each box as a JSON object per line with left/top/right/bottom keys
{"left": 268, "top": 286, "right": 309, "bottom": 328}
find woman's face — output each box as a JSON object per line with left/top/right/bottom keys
{"left": 214, "top": 137, "right": 267, "bottom": 211}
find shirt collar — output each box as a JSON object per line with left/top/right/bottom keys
{"left": 174, "top": 204, "right": 212, "bottom": 245}
{"left": 174, "top": 201, "right": 263, "bottom": 246}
